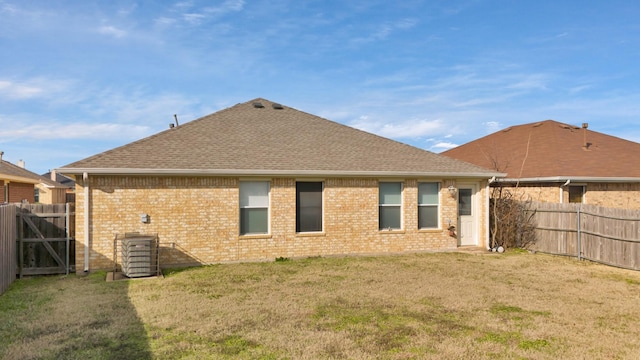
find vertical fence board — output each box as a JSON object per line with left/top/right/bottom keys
{"left": 16, "top": 204, "right": 75, "bottom": 277}
{"left": 528, "top": 201, "right": 640, "bottom": 271}
{"left": 0, "top": 204, "right": 17, "bottom": 295}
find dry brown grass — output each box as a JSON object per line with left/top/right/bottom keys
{"left": 2, "top": 251, "right": 640, "bottom": 359}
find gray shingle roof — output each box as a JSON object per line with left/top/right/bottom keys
{"left": 59, "top": 98, "right": 499, "bottom": 178}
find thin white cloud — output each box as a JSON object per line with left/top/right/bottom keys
{"left": 2, "top": 122, "right": 151, "bottom": 140}
{"left": 170, "top": 0, "right": 244, "bottom": 26}
{"left": 0, "top": 2, "right": 17, "bottom": 14}
{"left": 568, "top": 84, "right": 591, "bottom": 94}
{"left": 353, "top": 18, "right": 419, "bottom": 43}
{"left": 430, "top": 142, "right": 458, "bottom": 151}
{"left": 183, "top": 13, "right": 206, "bottom": 25}
{"left": 97, "top": 25, "right": 127, "bottom": 38}
{"left": 154, "top": 17, "right": 177, "bottom": 26}
{"left": 0, "top": 80, "right": 43, "bottom": 99}
{"left": 174, "top": 1, "right": 194, "bottom": 10}
{"left": 483, "top": 121, "right": 501, "bottom": 133}
{"left": 350, "top": 116, "right": 445, "bottom": 139}
{"left": 506, "top": 74, "right": 548, "bottom": 90}
{"left": 0, "top": 77, "right": 78, "bottom": 104}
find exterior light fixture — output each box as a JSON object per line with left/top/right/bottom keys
{"left": 448, "top": 185, "right": 457, "bottom": 197}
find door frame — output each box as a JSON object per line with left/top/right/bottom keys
{"left": 457, "top": 182, "right": 479, "bottom": 246}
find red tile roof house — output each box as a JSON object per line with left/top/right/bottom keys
{"left": 57, "top": 99, "right": 502, "bottom": 273}
{"left": 1, "top": 153, "right": 68, "bottom": 204}
{"left": 443, "top": 120, "right": 640, "bottom": 208}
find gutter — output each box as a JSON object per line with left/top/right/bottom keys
{"left": 83, "top": 172, "right": 89, "bottom": 272}
{"left": 56, "top": 167, "right": 506, "bottom": 179}
{"left": 0, "top": 175, "right": 40, "bottom": 184}
{"left": 494, "top": 176, "right": 640, "bottom": 184}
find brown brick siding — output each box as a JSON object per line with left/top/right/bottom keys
{"left": 76, "top": 175, "right": 487, "bottom": 272}
{"left": 7, "top": 182, "right": 35, "bottom": 203}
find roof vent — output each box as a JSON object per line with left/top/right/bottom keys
{"left": 272, "top": 103, "right": 284, "bottom": 110}
{"left": 253, "top": 102, "right": 264, "bottom": 108}
{"left": 582, "top": 123, "right": 589, "bottom": 149}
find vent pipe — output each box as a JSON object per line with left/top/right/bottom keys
{"left": 582, "top": 123, "right": 588, "bottom": 148}
{"left": 17, "top": 159, "right": 25, "bottom": 168}
{"left": 174, "top": 114, "right": 179, "bottom": 127}
{"left": 0, "top": 151, "right": 3, "bottom": 161}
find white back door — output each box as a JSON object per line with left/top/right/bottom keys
{"left": 458, "top": 185, "right": 477, "bottom": 246}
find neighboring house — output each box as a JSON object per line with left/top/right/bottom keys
{"left": 57, "top": 98, "right": 502, "bottom": 273}
{"left": 35, "top": 177, "right": 71, "bottom": 204}
{"left": 42, "top": 170, "right": 76, "bottom": 203}
{"left": 443, "top": 120, "right": 640, "bottom": 208}
{"left": 1, "top": 154, "right": 38, "bottom": 203}
{"left": 0, "top": 153, "right": 69, "bottom": 204}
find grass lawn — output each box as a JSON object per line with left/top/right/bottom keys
{"left": 1, "top": 251, "right": 640, "bottom": 359}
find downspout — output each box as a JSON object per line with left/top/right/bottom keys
{"left": 486, "top": 177, "right": 495, "bottom": 250}
{"left": 83, "top": 172, "right": 90, "bottom": 272}
{"left": 560, "top": 179, "right": 570, "bottom": 203}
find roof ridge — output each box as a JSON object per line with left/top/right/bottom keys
{"left": 58, "top": 98, "right": 501, "bottom": 176}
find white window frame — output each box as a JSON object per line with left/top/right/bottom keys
{"left": 379, "top": 182, "right": 403, "bottom": 230}
{"left": 418, "top": 182, "right": 440, "bottom": 229}
{"left": 239, "top": 181, "right": 270, "bottom": 235}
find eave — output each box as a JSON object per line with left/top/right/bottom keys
{"left": 56, "top": 167, "right": 505, "bottom": 179}
{"left": 495, "top": 176, "right": 640, "bottom": 184}
{"left": 0, "top": 174, "right": 40, "bottom": 185}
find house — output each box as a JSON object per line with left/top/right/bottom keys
{"left": 57, "top": 98, "right": 502, "bottom": 273}
{"left": 443, "top": 120, "right": 640, "bottom": 208}
{"left": 0, "top": 153, "right": 68, "bottom": 204}
{"left": 42, "top": 170, "right": 76, "bottom": 203}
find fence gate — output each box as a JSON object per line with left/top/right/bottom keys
{"left": 17, "top": 204, "right": 75, "bottom": 277}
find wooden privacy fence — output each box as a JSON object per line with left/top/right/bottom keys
{"left": 1, "top": 204, "right": 17, "bottom": 295}
{"left": 527, "top": 202, "right": 640, "bottom": 270}
{"left": 17, "top": 203, "right": 75, "bottom": 277}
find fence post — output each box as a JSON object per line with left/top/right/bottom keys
{"left": 65, "top": 203, "right": 70, "bottom": 275}
{"left": 577, "top": 205, "right": 582, "bottom": 260}
{"left": 18, "top": 207, "right": 24, "bottom": 279}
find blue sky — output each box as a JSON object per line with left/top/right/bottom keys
{"left": 1, "top": 0, "right": 639, "bottom": 175}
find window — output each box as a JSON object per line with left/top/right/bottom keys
{"left": 379, "top": 182, "right": 402, "bottom": 230}
{"left": 418, "top": 182, "right": 439, "bottom": 229}
{"left": 34, "top": 188, "right": 40, "bottom": 203}
{"left": 568, "top": 185, "right": 585, "bottom": 203}
{"left": 296, "top": 182, "right": 323, "bottom": 232}
{"left": 239, "top": 181, "right": 269, "bottom": 235}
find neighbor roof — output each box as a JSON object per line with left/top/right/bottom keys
{"left": 0, "top": 160, "right": 66, "bottom": 187}
{"left": 58, "top": 98, "right": 500, "bottom": 178}
{"left": 443, "top": 120, "right": 640, "bottom": 182}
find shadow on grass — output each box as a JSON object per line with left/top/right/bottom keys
{"left": 0, "top": 260, "right": 153, "bottom": 359}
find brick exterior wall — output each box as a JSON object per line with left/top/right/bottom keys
{"left": 7, "top": 182, "right": 35, "bottom": 203}
{"left": 584, "top": 183, "right": 640, "bottom": 208}
{"left": 75, "top": 175, "right": 489, "bottom": 272}
{"left": 494, "top": 183, "right": 640, "bottom": 209}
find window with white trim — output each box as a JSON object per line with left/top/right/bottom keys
{"left": 379, "top": 182, "right": 402, "bottom": 230}
{"left": 418, "top": 182, "right": 439, "bottom": 229}
{"left": 239, "top": 181, "right": 269, "bottom": 235}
